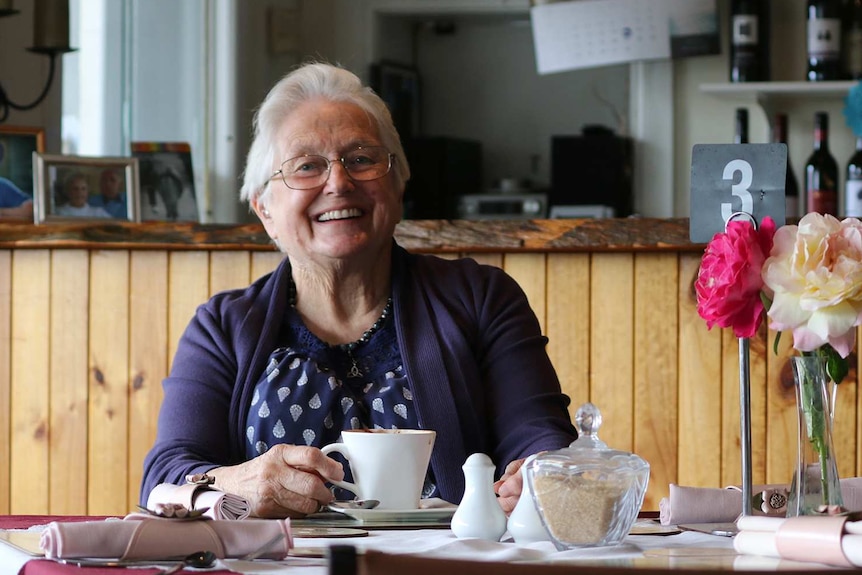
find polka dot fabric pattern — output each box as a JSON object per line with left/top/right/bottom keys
{"left": 244, "top": 308, "right": 437, "bottom": 497}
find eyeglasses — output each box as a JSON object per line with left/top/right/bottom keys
{"left": 271, "top": 146, "right": 395, "bottom": 190}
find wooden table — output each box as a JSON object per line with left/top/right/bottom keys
{"left": 0, "top": 514, "right": 849, "bottom": 575}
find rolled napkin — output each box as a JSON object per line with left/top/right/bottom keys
{"left": 147, "top": 482, "right": 251, "bottom": 520}
{"left": 659, "top": 483, "right": 788, "bottom": 525}
{"left": 40, "top": 514, "right": 291, "bottom": 560}
{"left": 659, "top": 478, "right": 862, "bottom": 525}
{"left": 734, "top": 515, "right": 862, "bottom": 568}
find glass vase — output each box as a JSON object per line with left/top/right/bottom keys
{"left": 786, "top": 355, "right": 843, "bottom": 517}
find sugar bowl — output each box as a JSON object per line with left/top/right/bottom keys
{"left": 525, "top": 402, "right": 649, "bottom": 549}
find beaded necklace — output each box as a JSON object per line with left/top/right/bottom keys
{"left": 287, "top": 277, "right": 393, "bottom": 378}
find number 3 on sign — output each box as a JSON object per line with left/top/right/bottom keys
{"left": 721, "top": 159, "right": 754, "bottom": 222}
{"left": 688, "top": 143, "right": 786, "bottom": 243}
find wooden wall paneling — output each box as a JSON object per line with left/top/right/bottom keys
{"left": 589, "top": 253, "right": 634, "bottom": 452}
{"left": 765, "top": 332, "right": 797, "bottom": 485}
{"left": 251, "top": 251, "right": 284, "bottom": 283}
{"left": 167, "top": 252, "right": 210, "bottom": 365}
{"left": 209, "top": 251, "right": 252, "bottom": 296}
{"left": 128, "top": 251, "right": 169, "bottom": 509}
{"left": 633, "top": 253, "right": 679, "bottom": 509}
{"left": 502, "top": 254, "right": 547, "bottom": 335}
{"left": 546, "top": 254, "right": 590, "bottom": 417}
{"left": 0, "top": 250, "right": 10, "bottom": 513}
{"left": 831, "top": 331, "right": 859, "bottom": 478}
{"left": 720, "top": 329, "right": 740, "bottom": 487}
{"left": 721, "top": 326, "right": 769, "bottom": 488}
{"left": 48, "top": 250, "right": 89, "bottom": 514}
{"left": 833, "top": 356, "right": 858, "bottom": 479}
{"left": 10, "top": 250, "right": 51, "bottom": 513}
{"left": 852, "top": 326, "right": 862, "bottom": 477}
{"left": 749, "top": 330, "right": 769, "bottom": 486}
{"left": 856, "top": 327, "right": 862, "bottom": 477}
{"left": 87, "top": 250, "right": 131, "bottom": 515}
{"left": 677, "top": 254, "right": 722, "bottom": 487}
{"left": 462, "top": 253, "right": 503, "bottom": 269}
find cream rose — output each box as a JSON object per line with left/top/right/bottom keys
{"left": 762, "top": 213, "right": 862, "bottom": 358}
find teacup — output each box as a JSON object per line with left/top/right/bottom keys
{"left": 321, "top": 429, "right": 436, "bottom": 510}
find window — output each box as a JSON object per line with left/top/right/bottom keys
{"left": 61, "top": 0, "right": 236, "bottom": 222}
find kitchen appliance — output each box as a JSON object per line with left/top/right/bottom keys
{"left": 403, "top": 137, "right": 482, "bottom": 219}
{"left": 457, "top": 193, "right": 547, "bottom": 220}
{"left": 550, "top": 127, "right": 634, "bottom": 217}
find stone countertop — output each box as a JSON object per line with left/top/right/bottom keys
{"left": 0, "top": 218, "right": 704, "bottom": 252}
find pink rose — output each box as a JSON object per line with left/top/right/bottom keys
{"left": 696, "top": 217, "right": 776, "bottom": 338}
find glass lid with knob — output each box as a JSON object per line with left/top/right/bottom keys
{"left": 525, "top": 402, "right": 650, "bottom": 549}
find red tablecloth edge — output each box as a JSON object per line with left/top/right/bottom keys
{"left": 24, "top": 559, "right": 232, "bottom": 575}
{"left": 1, "top": 516, "right": 247, "bottom": 574}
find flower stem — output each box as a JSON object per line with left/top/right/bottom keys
{"left": 801, "top": 352, "right": 830, "bottom": 506}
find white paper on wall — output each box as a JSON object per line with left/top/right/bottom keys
{"left": 531, "top": 0, "right": 671, "bottom": 74}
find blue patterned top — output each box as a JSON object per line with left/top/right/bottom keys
{"left": 245, "top": 305, "right": 438, "bottom": 498}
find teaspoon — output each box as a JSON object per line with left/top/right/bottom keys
{"left": 327, "top": 499, "right": 381, "bottom": 510}
{"left": 161, "top": 550, "right": 217, "bottom": 574}
{"left": 60, "top": 550, "right": 217, "bottom": 570}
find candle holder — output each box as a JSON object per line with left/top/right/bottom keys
{"left": 0, "top": 0, "right": 75, "bottom": 122}
{"left": 0, "top": 47, "right": 75, "bottom": 122}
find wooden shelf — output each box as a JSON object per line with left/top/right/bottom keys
{"left": 699, "top": 81, "right": 859, "bottom": 121}
{"left": 699, "top": 81, "right": 857, "bottom": 98}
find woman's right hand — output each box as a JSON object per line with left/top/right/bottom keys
{"left": 206, "top": 444, "right": 345, "bottom": 518}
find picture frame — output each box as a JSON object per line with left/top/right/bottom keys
{"left": 131, "top": 142, "right": 199, "bottom": 222}
{"left": 32, "top": 153, "right": 140, "bottom": 224}
{"left": 0, "top": 125, "right": 45, "bottom": 199}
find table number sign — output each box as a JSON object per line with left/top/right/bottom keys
{"left": 689, "top": 143, "right": 787, "bottom": 242}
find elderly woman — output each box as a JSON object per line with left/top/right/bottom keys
{"left": 141, "top": 63, "right": 576, "bottom": 518}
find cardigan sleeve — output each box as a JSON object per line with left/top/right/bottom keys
{"left": 474, "top": 266, "right": 577, "bottom": 467}
{"left": 397, "top": 250, "right": 577, "bottom": 499}
{"left": 138, "top": 257, "right": 287, "bottom": 506}
{"left": 139, "top": 298, "right": 243, "bottom": 504}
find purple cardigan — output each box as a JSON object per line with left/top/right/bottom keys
{"left": 141, "top": 244, "right": 577, "bottom": 505}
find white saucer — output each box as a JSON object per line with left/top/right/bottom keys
{"left": 327, "top": 502, "right": 457, "bottom": 523}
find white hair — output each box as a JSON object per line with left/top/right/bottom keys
{"left": 240, "top": 62, "right": 410, "bottom": 208}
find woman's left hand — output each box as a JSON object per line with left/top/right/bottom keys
{"left": 493, "top": 458, "right": 525, "bottom": 514}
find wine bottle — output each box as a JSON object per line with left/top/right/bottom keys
{"left": 844, "top": 0, "right": 862, "bottom": 79}
{"left": 730, "top": 0, "right": 770, "bottom": 82}
{"left": 807, "top": 0, "right": 843, "bottom": 81}
{"left": 804, "top": 112, "right": 839, "bottom": 216}
{"left": 773, "top": 114, "right": 800, "bottom": 219}
{"left": 846, "top": 137, "right": 862, "bottom": 217}
{"left": 735, "top": 108, "right": 749, "bottom": 144}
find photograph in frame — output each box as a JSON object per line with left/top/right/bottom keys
{"left": 32, "top": 153, "right": 140, "bottom": 224}
{"left": 0, "top": 126, "right": 44, "bottom": 220}
{"left": 131, "top": 142, "right": 199, "bottom": 222}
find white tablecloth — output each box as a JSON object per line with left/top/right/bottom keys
{"left": 0, "top": 522, "right": 793, "bottom": 575}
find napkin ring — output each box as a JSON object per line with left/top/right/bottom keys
{"left": 758, "top": 488, "right": 788, "bottom": 515}
{"left": 186, "top": 472, "right": 216, "bottom": 486}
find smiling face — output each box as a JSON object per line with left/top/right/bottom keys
{"left": 65, "top": 175, "right": 89, "bottom": 207}
{"left": 252, "top": 99, "right": 403, "bottom": 268}
{"left": 100, "top": 169, "right": 122, "bottom": 200}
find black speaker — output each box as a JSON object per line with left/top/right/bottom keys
{"left": 403, "top": 137, "right": 482, "bottom": 220}
{"left": 551, "top": 126, "right": 634, "bottom": 217}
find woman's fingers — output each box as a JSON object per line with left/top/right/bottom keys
{"left": 493, "top": 458, "right": 525, "bottom": 498}
{"left": 208, "top": 444, "right": 346, "bottom": 517}
{"left": 279, "top": 444, "right": 346, "bottom": 483}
